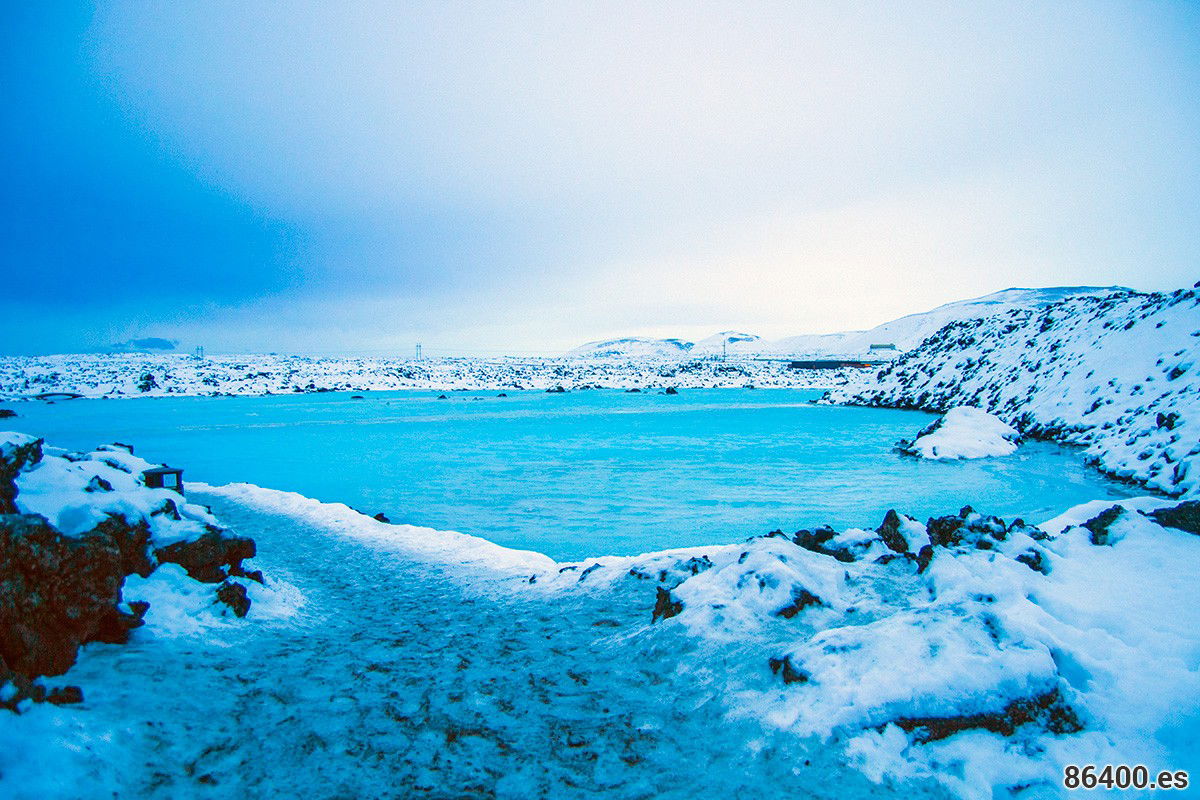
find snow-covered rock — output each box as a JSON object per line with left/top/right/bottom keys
{"left": 537, "top": 497, "right": 1200, "bottom": 800}
{"left": 830, "top": 285, "right": 1200, "bottom": 496}
{"left": 897, "top": 406, "right": 1021, "bottom": 460}
{"left": 0, "top": 432, "right": 282, "bottom": 712}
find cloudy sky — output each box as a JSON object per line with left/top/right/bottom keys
{"left": 2, "top": 1, "right": 1198, "bottom": 356}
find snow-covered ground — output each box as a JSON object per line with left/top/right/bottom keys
{"left": 5, "top": 477, "right": 1197, "bottom": 799}
{"left": 831, "top": 286, "right": 1200, "bottom": 496}
{"left": 0, "top": 353, "right": 855, "bottom": 399}
{"left": 896, "top": 407, "right": 1022, "bottom": 460}
{"left": 4, "top": 283, "right": 1199, "bottom": 798}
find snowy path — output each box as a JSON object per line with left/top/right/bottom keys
{"left": 32, "top": 490, "right": 950, "bottom": 800}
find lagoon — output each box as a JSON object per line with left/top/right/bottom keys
{"left": 8, "top": 388, "right": 1137, "bottom": 560}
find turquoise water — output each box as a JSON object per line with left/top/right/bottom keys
{"left": 7, "top": 389, "right": 1137, "bottom": 560}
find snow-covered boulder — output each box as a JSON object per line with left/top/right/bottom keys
{"left": 896, "top": 406, "right": 1021, "bottom": 460}
{"left": 0, "top": 432, "right": 268, "bottom": 712}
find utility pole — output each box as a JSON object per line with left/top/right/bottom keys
{"left": 723, "top": 339, "right": 727, "bottom": 362}
{"left": 415, "top": 343, "right": 423, "bottom": 361}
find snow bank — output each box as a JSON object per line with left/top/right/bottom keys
{"left": 830, "top": 286, "right": 1200, "bottom": 496}
{"left": 897, "top": 406, "right": 1020, "bottom": 460}
{"left": 202, "top": 482, "right": 556, "bottom": 578}
{"left": 537, "top": 498, "right": 1200, "bottom": 800}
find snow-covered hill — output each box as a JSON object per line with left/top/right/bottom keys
{"left": 567, "top": 286, "right": 1124, "bottom": 359}
{"left": 830, "top": 286, "right": 1200, "bottom": 496}
{"left": 689, "top": 331, "right": 764, "bottom": 357}
{"left": 563, "top": 337, "right": 694, "bottom": 359}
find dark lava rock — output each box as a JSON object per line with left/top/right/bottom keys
{"left": 546, "top": 386, "right": 567, "bottom": 393}
{"left": 652, "top": 587, "right": 682, "bottom": 622}
{"left": 0, "top": 513, "right": 132, "bottom": 677}
{"left": 437, "top": 394, "right": 448, "bottom": 400}
{"left": 0, "top": 436, "right": 43, "bottom": 514}
{"left": 1015, "top": 548, "right": 1050, "bottom": 575}
{"left": 155, "top": 530, "right": 256, "bottom": 584}
{"left": 790, "top": 526, "right": 855, "bottom": 562}
{"left": 768, "top": 655, "right": 809, "bottom": 685}
{"left": 227, "top": 558, "right": 266, "bottom": 583}
{"left": 893, "top": 688, "right": 1083, "bottom": 743}
{"left": 664, "top": 387, "right": 679, "bottom": 395}
{"left": 1082, "top": 506, "right": 1125, "bottom": 546}
{"left": 775, "top": 588, "right": 824, "bottom": 619}
{"left": 875, "top": 509, "right": 911, "bottom": 553}
{"left": 497, "top": 393, "right": 508, "bottom": 398}
{"left": 85, "top": 475, "right": 113, "bottom": 493}
{"left": 1150, "top": 501, "right": 1200, "bottom": 536}
{"left": 680, "top": 555, "right": 713, "bottom": 575}
{"left": 1156, "top": 411, "right": 1180, "bottom": 430}
{"left": 577, "top": 563, "right": 603, "bottom": 581}
{"left": 373, "top": 512, "right": 391, "bottom": 523}
{"left": 215, "top": 581, "right": 251, "bottom": 618}
{"left": 926, "top": 514, "right": 965, "bottom": 547}
{"left": 91, "top": 515, "right": 154, "bottom": 578}
{"left": 45, "top": 685, "right": 84, "bottom": 706}
{"left": 0, "top": 409, "right": 16, "bottom": 419}
{"left": 915, "top": 545, "right": 935, "bottom": 573}
{"left": 927, "top": 507, "right": 1008, "bottom": 550}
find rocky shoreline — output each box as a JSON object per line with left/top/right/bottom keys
{"left": 828, "top": 286, "right": 1199, "bottom": 498}
{"left": 0, "top": 434, "right": 265, "bottom": 712}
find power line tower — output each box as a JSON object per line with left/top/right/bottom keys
{"left": 722, "top": 339, "right": 727, "bottom": 362}
{"left": 415, "top": 343, "right": 423, "bottom": 361}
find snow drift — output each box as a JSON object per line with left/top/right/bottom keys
{"left": 896, "top": 406, "right": 1021, "bottom": 460}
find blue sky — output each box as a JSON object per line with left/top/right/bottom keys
{"left": 2, "top": 1, "right": 1198, "bottom": 356}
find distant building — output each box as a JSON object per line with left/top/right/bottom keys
{"left": 869, "top": 343, "right": 897, "bottom": 351}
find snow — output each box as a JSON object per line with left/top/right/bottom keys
{"left": 206, "top": 481, "right": 556, "bottom": 578}
{"left": 566, "top": 286, "right": 1121, "bottom": 359}
{"left": 538, "top": 497, "right": 1200, "bottom": 800}
{"left": 122, "top": 563, "right": 303, "bottom": 637}
{"left": 2, "top": 284, "right": 1197, "bottom": 798}
{"left": 0, "top": 352, "right": 858, "bottom": 398}
{"left": 3, "top": 433, "right": 219, "bottom": 542}
{"left": 831, "top": 286, "right": 1200, "bottom": 496}
{"left": 4, "top": 462, "right": 1199, "bottom": 798}
{"left": 899, "top": 406, "right": 1021, "bottom": 460}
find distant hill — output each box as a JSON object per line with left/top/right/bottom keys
{"left": 107, "top": 337, "right": 179, "bottom": 353}
{"left": 563, "top": 337, "right": 694, "bottom": 359}
{"left": 565, "top": 286, "right": 1129, "bottom": 358}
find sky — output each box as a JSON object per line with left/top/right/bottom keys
{"left": 1, "top": 1, "right": 1198, "bottom": 356}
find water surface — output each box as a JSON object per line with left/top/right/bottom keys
{"left": 8, "top": 389, "right": 1138, "bottom": 560}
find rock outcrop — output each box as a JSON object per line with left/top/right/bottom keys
{"left": 0, "top": 433, "right": 265, "bottom": 712}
